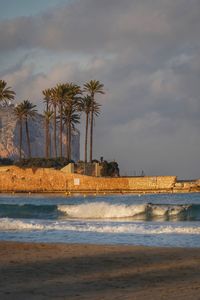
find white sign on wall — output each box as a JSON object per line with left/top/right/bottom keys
{"left": 74, "top": 178, "right": 80, "bottom": 186}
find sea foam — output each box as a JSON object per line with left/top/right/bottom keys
{"left": 0, "top": 217, "right": 200, "bottom": 235}
{"left": 58, "top": 202, "right": 147, "bottom": 219}
{"left": 58, "top": 202, "right": 190, "bottom": 219}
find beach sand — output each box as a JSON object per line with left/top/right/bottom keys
{"left": 0, "top": 242, "right": 200, "bottom": 300}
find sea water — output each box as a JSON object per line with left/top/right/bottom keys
{"left": 0, "top": 193, "right": 200, "bottom": 247}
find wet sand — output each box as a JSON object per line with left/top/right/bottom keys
{"left": 0, "top": 242, "right": 200, "bottom": 299}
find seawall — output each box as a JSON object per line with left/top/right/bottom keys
{"left": 0, "top": 166, "right": 199, "bottom": 194}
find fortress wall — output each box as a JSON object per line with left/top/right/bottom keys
{"left": 0, "top": 166, "right": 179, "bottom": 193}
{"left": 66, "top": 175, "right": 176, "bottom": 192}
{"left": 0, "top": 167, "right": 68, "bottom": 192}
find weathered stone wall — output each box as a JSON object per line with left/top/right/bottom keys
{"left": 0, "top": 166, "right": 68, "bottom": 192}
{"left": 66, "top": 175, "right": 176, "bottom": 193}
{"left": 0, "top": 166, "right": 186, "bottom": 193}
{"left": 174, "top": 180, "right": 200, "bottom": 193}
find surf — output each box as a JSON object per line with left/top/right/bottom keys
{"left": 1, "top": 217, "right": 200, "bottom": 235}
{"left": 58, "top": 202, "right": 195, "bottom": 220}
{"left": 0, "top": 202, "right": 199, "bottom": 220}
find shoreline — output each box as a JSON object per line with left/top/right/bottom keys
{"left": 0, "top": 241, "right": 200, "bottom": 299}
{"left": 0, "top": 190, "right": 200, "bottom": 196}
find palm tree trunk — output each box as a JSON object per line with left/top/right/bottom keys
{"left": 46, "top": 100, "right": 49, "bottom": 112}
{"left": 45, "top": 118, "right": 49, "bottom": 158}
{"left": 89, "top": 93, "right": 94, "bottom": 163}
{"left": 90, "top": 109, "right": 94, "bottom": 163}
{"left": 19, "top": 119, "right": 22, "bottom": 161}
{"left": 66, "top": 123, "right": 69, "bottom": 160}
{"left": 53, "top": 104, "right": 57, "bottom": 158}
{"left": 49, "top": 130, "right": 52, "bottom": 158}
{"left": 59, "top": 102, "right": 63, "bottom": 158}
{"left": 68, "top": 123, "right": 71, "bottom": 161}
{"left": 85, "top": 113, "right": 89, "bottom": 163}
{"left": 25, "top": 118, "right": 31, "bottom": 158}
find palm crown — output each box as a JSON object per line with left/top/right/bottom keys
{"left": 0, "top": 80, "right": 15, "bottom": 106}
{"left": 83, "top": 80, "right": 104, "bottom": 96}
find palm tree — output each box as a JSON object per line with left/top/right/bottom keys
{"left": 63, "top": 83, "right": 81, "bottom": 161}
{"left": 53, "top": 84, "right": 70, "bottom": 158}
{"left": 43, "top": 89, "right": 53, "bottom": 158}
{"left": 20, "top": 100, "right": 37, "bottom": 158}
{"left": 42, "top": 88, "right": 52, "bottom": 113}
{"left": 63, "top": 106, "right": 80, "bottom": 160}
{"left": 44, "top": 110, "right": 53, "bottom": 159}
{"left": 79, "top": 95, "right": 101, "bottom": 163}
{"left": 0, "top": 80, "right": 15, "bottom": 106}
{"left": 83, "top": 80, "right": 104, "bottom": 162}
{"left": 48, "top": 88, "right": 58, "bottom": 158}
{"left": 14, "top": 104, "right": 25, "bottom": 160}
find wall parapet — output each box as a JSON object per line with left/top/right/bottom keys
{"left": 0, "top": 166, "right": 199, "bottom": 194}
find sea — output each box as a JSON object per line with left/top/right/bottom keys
{"left": 0, "top": 193, "right": 200, "bottom": 247}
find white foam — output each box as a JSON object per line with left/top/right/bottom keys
{"left": 150, "top": 205, "right": 189, "bottom": 216}
{"left": 1, "top": 218, "right": 200, "bottom": 235}
{"left": 151, "top": 206, "right": 168, "bottom": 216}
{"left": 58, "top": 202, "right": 147, "bottom": 219}
{"left": 0, "top": 218, "right": 44, "bottom": 231}
{"left": 168, "top": 206, "right": 187, "bottom": 216}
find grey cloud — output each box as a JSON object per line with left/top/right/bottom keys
{"left": 1, "top": 0, "right": 200, "bottom": 178}
{"left": 0, "top": 0, "right": 200, "bottom": 56}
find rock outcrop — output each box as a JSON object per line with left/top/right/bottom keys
{"left": 0, "top": 105, "right": 80, "bottom": 161}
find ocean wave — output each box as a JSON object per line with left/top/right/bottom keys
{"left": 58, "top": 202, "right": 192, "bottom": 219}
{"left": 0, "top": 218, "right": 200, "bottom": 235}
{"left": 0, "top": 218, "right": 45, "bottom": 231}
{"left": 149, "top": 204, "right": 191, "bottom": 216}
{"left": 58, "top": 202, "right": 147, "bottom": 218}
{"left": 0, "top": 202, "right": 198, "bottom": 220}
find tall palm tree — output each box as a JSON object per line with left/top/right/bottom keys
{"left": 14, "top": 104, "right": 25, "bottom": 160}
{"left": 63, "top": 83, "right": 81, "bottom": 161}
{"left": 79, "top": 95, "right": 101, "bottom": 163}
{"left": 53, "top": 84, "right": 70, "bottom": 158}
{"left": 42, "top": 89, "right": 53, "bottom": 158}
{"left": 63, "top": 106, "right": 80, "bottom": 160}
{"left": 0, "top": 80, "right": 15, "bottom": 106}
{"left": 44, "top": 110, "right": 53, "bottom": 159}
{"left": 48, "top": 88, "right": 58, "bottom": 158}
{"left": 83, "top": 80, "right": 104, "bottom": 162}
{"left": 20, "top": 100, "right": 37, "bottom": 158}
{"left": 42, "top": 88, "right": 52, "bottom": 113}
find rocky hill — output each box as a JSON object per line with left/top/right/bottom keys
{"left": 0, "top": 105, "right": 80, "bottom": 161}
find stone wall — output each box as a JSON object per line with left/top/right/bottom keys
{"left": 66, "top": 175, "right": 177, "bottom": 193}
{"left": 0, "top": 166, "right": 186, "bottom": 193}
{"left": 0, "top": 166, "right": 68, "bottom": 192}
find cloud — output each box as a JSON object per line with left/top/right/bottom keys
{"left": 1, "top": 0, "right": 200, "bottom": 178}
{"left": 0, "top": 0, "right": 199, "bottom": 56}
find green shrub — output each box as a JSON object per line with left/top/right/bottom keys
{"left": 0, "top": 158, "right": 14, "bottom": 166}
{"left": 15, "top": 157, "right": 74, "bottom": 169}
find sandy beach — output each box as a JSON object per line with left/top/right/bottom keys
{"left": 0, "top": 242, "right": 199, "bottom": 299}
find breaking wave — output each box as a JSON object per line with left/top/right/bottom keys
{"left": 0, "top": 202, "right": 199, "bottom": 220}
{"left": 0, "top": 217, "right": 200, "bottom": 235}
{"left": 58, "top": 202, "right": 147, "bottom": 219}
{"left": 58, "top": 202, "right": 196, "bottom": 220}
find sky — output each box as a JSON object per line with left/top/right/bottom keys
{"left": 0, "top": 0, "right": 200, "bottom": 179}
